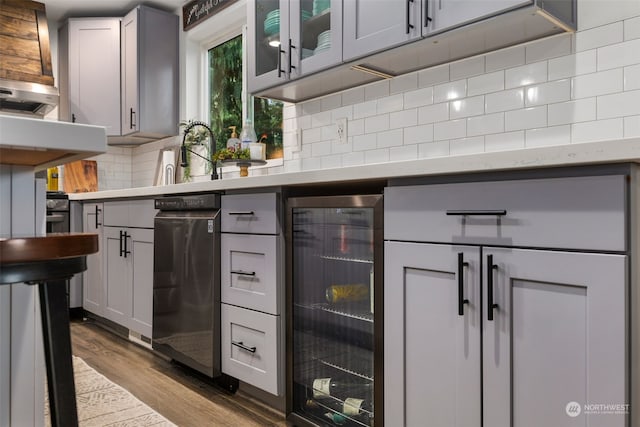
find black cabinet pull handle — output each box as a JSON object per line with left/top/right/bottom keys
{"left": 231, "top": 270, "right": 256, "bottom": 276}
{"left": 277, "top": 47, "right": 285, "bottom": 78}
{"left": 446, "top": 210, "right": 507, "bottom": 216}
{"left": 425, "top": 0, "right": 433, "bottom": 25}
{"left": 94, "top": 205, "right": 102, "bottom": 229}
{"left": 130, "top": 108, "right": 136, "bottom": 129}
{"left": 71, "top": 113, "right": 76, "bottom": 123}
{"left": 119, "top": 230, "right": 124, "bottom": 257}
{"left": 228, "top": 211, "right": 255, "bottom": 216}
{"left": 457, "top": 253, "right": 469, "bottom": 316}
{"left": 406, "top": 0, "right": 415, "bottom": 34}
{"left": 288, "top": 39, "right": 296, "bottom": 73}
{"left": 487, "top": 254, "right": 499, "bottom": 321}
{"left": 232, "top": 341, "right": 256, "bottom": 353}
{"left": 123, "top": 231, "right": 131, "bottom": 258}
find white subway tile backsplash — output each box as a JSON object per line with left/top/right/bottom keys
{"left": 354, "top": 100, "right": 377, "bottom": 119}
{"left": 311, "top": 110, "right": 332, "bottom": 127}
{"left": 418, "top": 140, "right": 450, "bottom": 158}
{"left": 303, "top": 127, "right": 322, "bottom": 144}
{"left": 505, "top": 61, "right": 547, "bottom": 89}
{"left": 418, "top": 64, "right": 450, "bottom": 88}
{"left": 404, "top": 124, "right": 434, "bottom": 145}
{"left": 625, "top": 16, "right": 640, "bottom": 40}
{"left": 505, "top": 106, "right": 547, "bottom": 131}
{"left": 625, "top": 64, "right": 640, "bottom": 90}
{"left": 598, "top": 39, "right": 640, "bottom": 70}
{"left": 575, "top": 21, "right": 624, "bottom": 52}
{"left": 300, "top": 99, "right": 322, "bottom": 115}
{"left": 548, "top": 50, "right": 597, "bottom": 80}
{"left": 467, "top": 112, "right": 504, "bottom": 136}
{"left": 348, "top": 118, "right": 365, "bottom": 136}
{"left": 404, "top": 87, "right": 434, "bottom": 109}
{"left": 364, "top": 148, "right": 390, "bottom": 164}
{"left": 434, "top": 79, "right": 467, "bottom": 103}
{"left": 296, "top": 115, "right": 313, "bottom": 130}
{"left": 321, "top": 94, "right": 342, "bottom": 111}
{"left": 434, "top": 118, "right": 467, "bottom": 141}
{"left": 525, "top": 79, "right": 571, "bottom": 106}
{"left": 301, "top": 157, "right": 322, "bottom": 171}
{"left": 450, "top": 56, "right": 485, "bottom": 80}
{"left": 485, "top": 131, "right": 525, "bottom": 152}
{"left": 331, "top": 139, "right": 353, "bottom": 154}
{"left": 572, "top": 68, "right": 623, "bottom": 98}
{"left": 624, "top": 115, "right": 640, "bottom": 137}
{"left": 485, "top": 88, "right": 524, "bottom": 113}
{"left": 390, "top": 144, "right": 418, "bottom": 162}
{"left": 572, "top": 118, "right": 624, "bottom": 143}
{"left": 377, "top": 129, "right": 404, "bottom": 148}
{"left": 548, "top": 98, "right": 597, "bottom": 126}
{"left": 390, "top": 73, "right": 418, "bottom": 94}
{"left": 341, "top": 86, "right": 365, "bottom": 106}
{"left": 283, "top": 158, "right": 302, "bottom": 172}
{"left": 486, "top": 45, "right": 525, "bottom": 72}
{"left": 418, "top": 103, "right": 449, "bottom": 124}
{"left": 321, "top": 124, "right": 336, "bottom": 141}
{"left": 390, "top": 109, "right": 418, "bottom": 129}
{"left": 450, "top": 136, "right": 485, "bottom": 155}
{"left": 365, "top": 80, "right": 390, "bottom": 100}
{"left": 377, "top": 94, "right": 404, "bottom": 114}
{"left": 525, "top": 125, "right": 571, "bottom": 148}
{"left": 283, "top": 104, "right": 297, "bottom": 120}
{"left": 342, "top": 151, "right": 365, "bottom": 167}
{"left": 331, "top": 106, "right": 354, "bottom": 121}
{"left": 526, "top": 34, "right": 572, "bottom": 63}
{"left": 353, "top": 134, "right": 377, "bottom": 151}
{"left": 320, "top": 154, "right": 342, "bottom": 169}
{"left": 597, "top": 89, "right": 640, "bottom": 119}
{"left": 449, "top": 96, "right": 485, "bottom": 119}
{"left": 468, "top": 71, "right": 504, "bottom": 96}
{"left": 365, "top": 114, "right": 390, "bottom": 133}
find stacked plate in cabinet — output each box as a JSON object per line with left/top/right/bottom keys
{"left": 312, "top": 0, "right": 330, "bottom": 16}
{"left": 314, "top": 30, "right": 331, "bottom": 55}
{"left": 264, "top": 9, "right": 312, "bottom": 36}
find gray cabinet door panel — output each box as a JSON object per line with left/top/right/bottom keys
{"left": 82, "top": 203, "right": 104, "bottom": 315}
{"left": 343, "top": 0, "right": 421, "bottom": 62}
{"left": 483, "top": 248, "right": 626, "bottom": 427}
{"left": 385, "top": 241, "right": 481, "bottom": 427}
{"left": 130, "top": 228, "right": 154, "bottom": 337}
{"left": 424, "top": 0, "right": 531, "bottom": 35}
{"left": 103, "top": 227, "right": 131, "bottom": 326}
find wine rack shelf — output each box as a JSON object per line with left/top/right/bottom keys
{"left": 317, "top": 254, "right": 373, "bottom": 264}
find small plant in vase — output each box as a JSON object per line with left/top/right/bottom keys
{"left": 179, "top": 120, "right": 212, "bottom": 181}
{"left": 212, "top": 146, "right": 252, "bottom": 176}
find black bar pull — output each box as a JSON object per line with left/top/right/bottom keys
{"left": 71, "top": 113, "right": 76, "bottom": 123}
{"left": 277, "top": 47, "right": 285, "bottom": 78}
{"left": 232, "top": 340, "right": 257, "bottom": 353}
{"left": 487, "top": 254, "right": 499, "bottom": 321}
{"left": 122, "top": 231, "right": 131, "bottom": 258}
{"left": 288, "top": 39, "right": 296, "bottom": 73}
{"left": 231, "top": 270, "right": 256, "bottom": 276}
{"left": 446, "top": 210, "right": 507, "bottom": 216}
{"left": 130, "top": 108, "right": 136, "bottom": 129}
{"left": 94, "top": 205, "right": 102, "bottom": 229}
{"left": 425, "top": 0, "right": 433, "bottom": 25}
{"left": 406, "top": 0, "right": 415, "bottom": 34}
{"left": 228, "top": 211, "right": 255, "bottom": 216}
{"left": 457, "top": 253, "right": 469, "bottom": 316}
{"left": 119, "top": 230, "right": 124, "bottom": 257}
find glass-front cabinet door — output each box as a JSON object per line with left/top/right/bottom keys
{"left": 287, "top": 195, "right": 383, "bottom": 427}
{"left": 248, "top": 0, "right": 343, "bottom": 94}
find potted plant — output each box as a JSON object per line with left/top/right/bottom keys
{"left": 212, "top": 146, "right": 252, "bottom": 176}
{"left": 179, "top": 120, "right": 212, "bottom": 181}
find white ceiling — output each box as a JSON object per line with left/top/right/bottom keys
{"left": 42, "top": 0, "right": 185, "bottom": 27}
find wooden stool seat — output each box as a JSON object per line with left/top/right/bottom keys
{"left": 0, "top": 233, "right": 98, "bottom": 427}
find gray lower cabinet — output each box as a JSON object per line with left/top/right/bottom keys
{"left": 82, "top": 202, "right": 104, "bottom": 315}
{"left": 384, "top": 172, "right": 629, "bottom": 427}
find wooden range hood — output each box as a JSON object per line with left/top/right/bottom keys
{"left": 0, "top": 0, "right": 54, "bottom": 86}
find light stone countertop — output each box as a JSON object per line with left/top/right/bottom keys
{"left": 69, "top": 137, "right": 640, "bottom": 201}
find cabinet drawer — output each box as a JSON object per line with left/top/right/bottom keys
{"left": 221, "top": 234, "right": 281, "bottom": 315}
{"left": 221, "top": 304, "right": 281, "bottom": 396}
{"left": 103, "top": 199, "right": 156, "bottom": 228}
{"left": 221, "top": 193, "right": 279, "bottom": 234}
{"left": 385, "top": 175, "right": 626, "bottom": 251}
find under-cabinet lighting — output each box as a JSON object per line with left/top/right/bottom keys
{"left": 350, "top": 64, "right": 395, "bottom": 79}
{"left": 536, "top": 9, "right": 576, "bottom": 33}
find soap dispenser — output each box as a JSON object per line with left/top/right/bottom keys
{"left": 239, "top": 118, "right": 257, "bottom": 150}
{"left": 226, "top": 126, "right": 241, "bottom": 150}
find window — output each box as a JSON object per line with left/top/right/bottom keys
{"left": 208, "top": 34, "right": 283, "bottom": 159}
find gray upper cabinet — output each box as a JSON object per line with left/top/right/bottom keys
{"left": 343, "top": 0, "right": 421, "bottom": 62}
{"left": 58, "top": 18, "right": 121, "bottom": 136}
{"left": 423, "top": 0, "right": 531, "bottom": 35}
{"left": 248, "top": 0, "right": 343, "bottom": 94}
{"left": 117, "top": 6, "right": 179, "bottom": 145}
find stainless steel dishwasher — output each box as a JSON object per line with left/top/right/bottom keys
{"left": 152, "top": 193, "right": 221, "bottom": 378}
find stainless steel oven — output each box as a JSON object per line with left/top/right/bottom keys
{"left": 152, "top": 193, "right": 222, "bottom": 378}
{"left": 46, "top": 191, "right": 69, "bottom": 234}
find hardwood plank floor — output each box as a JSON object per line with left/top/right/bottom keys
{"left": 70, "top": 319, "right": 288, "bottom": 427}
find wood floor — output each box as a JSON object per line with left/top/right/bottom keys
{"left": 70, "top": 319, "right": 288, "bottom": 427}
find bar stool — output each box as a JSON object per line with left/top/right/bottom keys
{"left": 0, "top": 233, "right": 98, "bottom": 427}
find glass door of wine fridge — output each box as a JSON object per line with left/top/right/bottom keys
{"left": 286, "top": 194, "right": 383, "bottom": 427}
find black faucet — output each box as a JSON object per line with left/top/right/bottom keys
{"left": 180, "top": 120, "right": 219, "bottom": 180}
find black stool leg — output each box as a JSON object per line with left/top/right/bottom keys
{"left": 38, "top": 281, "right": 79, "bottom": 427}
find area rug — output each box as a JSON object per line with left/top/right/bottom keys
{"left": 45, "top": 356, "right": 176, "bottom": 427}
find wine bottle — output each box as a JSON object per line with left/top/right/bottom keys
{"left": 312, "top": 377, "right": 373, "bottom": 400}
{"left": 306, "top": 397, "right": 373, "bottom": 426}
{"left": 325, "top": 284, "right": 369, "bottom": 304}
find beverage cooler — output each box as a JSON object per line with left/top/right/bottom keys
{"left": 286, "top": 195, "right": 383, "bottom": 427}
